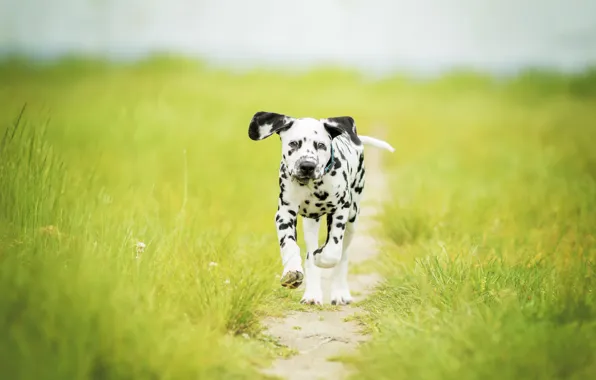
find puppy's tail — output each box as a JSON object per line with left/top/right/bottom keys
{"left": 359, "top": 135, "right": 395, "bottom": 153}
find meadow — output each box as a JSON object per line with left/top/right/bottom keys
{"left": 0, "top": 56, "right": 595, "bottom": 379}
{"left": 346, "top": 69, "right": 596, "bottom": 378}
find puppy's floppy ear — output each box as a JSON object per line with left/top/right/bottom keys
{"left": 322, "top": 116, "right": 361, "bottom": 145}
{"left": 248, "top": 111, "right": 295, "bottom": 141}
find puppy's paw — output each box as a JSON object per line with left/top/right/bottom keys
{"left": 300, "top": 289, "right": 323, "bottom": 305}
{"left": 280, "top": 270, "right": 304, "bottom": 289}
{"left": 330, "top": 287, "right": 353, "bottom": 306}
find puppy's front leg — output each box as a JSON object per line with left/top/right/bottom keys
{"left": 276, "top": 202, "right": 303, "bottom": 289}
{"left": 313, "top": 209, "right": 350, "bottom": 269}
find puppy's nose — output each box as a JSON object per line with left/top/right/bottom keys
{"left": 299, "top": 161, "right": 316, "bottom": 174}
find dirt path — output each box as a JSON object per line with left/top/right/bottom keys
{"left": 261, "top": 132, "right": 389, "bottom": 380}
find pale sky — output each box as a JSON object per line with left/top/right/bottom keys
{"left": 1, "top": 0, "right": 595, "bottom": 75}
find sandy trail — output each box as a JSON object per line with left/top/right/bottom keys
{"left": 261, "top": 132, "right": 389, "bottom": 380}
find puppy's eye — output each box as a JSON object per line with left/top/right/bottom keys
{"left": 288, "top": 141, "right": 299, "bottom": 149}
{"left": 316, "top": 142, "right": 326, "bottom": 150}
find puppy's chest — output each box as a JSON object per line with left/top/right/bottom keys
{"left": 291, "top": 179, "right": 349, "bottom": 218}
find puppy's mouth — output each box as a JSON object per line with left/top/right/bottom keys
{"left": 292, "top": 171, "right": 320, "bottom": 184}
{"left": 294, "top": 175, "right": 312, "bottom": 184}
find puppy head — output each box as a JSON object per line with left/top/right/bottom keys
{"left": 248, "top": 111, "right": 360, "bottom": 183}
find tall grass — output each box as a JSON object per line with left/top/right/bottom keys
{"left": 347, "top": 73, "right": 596, "bottom": 379}
{"left": 0, "top": 59, "right": 296, "bottom": 379}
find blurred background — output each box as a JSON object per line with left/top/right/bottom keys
{"left": 2, "top": 0, "right": 596, "bottom": 76}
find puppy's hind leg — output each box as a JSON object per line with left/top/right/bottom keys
{"left": 330, "top": 219, "right": 356, "bottom": 305}
{"left": 301, "top": 217, "right": 323, "bottom": 305}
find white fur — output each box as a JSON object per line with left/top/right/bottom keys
{"left": 359, "top": 135, "right": 395, "bottom": 152}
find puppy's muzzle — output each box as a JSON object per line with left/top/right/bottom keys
{"left": 295, "top": 158, "right": 318, "bottom": 180}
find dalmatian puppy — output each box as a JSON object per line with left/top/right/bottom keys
{"left": 248, "top": 112, "right": 394, "bottom": 305}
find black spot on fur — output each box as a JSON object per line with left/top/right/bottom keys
{"left": 315, "top": 202, "right": 323, "bottom": 207}
{"left": 331, "top": 170, "right": 337, "bottom": 176}
{"left": 336, "top": 215, "right": 344, "bottom": 220}
{"left": 336, "top": 222, "right": 346, "bottom": 229}
{"left": 357, "top": 154, "right": 364, "bottom": 172}
{"left": 358, "top": 168, "right": 365, "bottom": 181}
{"left": 288, "top": 210, "right": 296, "bottom": 217}
{"left": 326, "top": 214, "right": 333, "bottom": 243}
{"left": 349, "top": 214, "right": 357, "bottom": 222}
{"left": 305, "top": 200, "right": 310, "bottom": 204}
{"left": 333, "top": 236, "right": 339, "bottom": 244}
{"left": 314, "top": 192, "right": 329, "bottom": 201}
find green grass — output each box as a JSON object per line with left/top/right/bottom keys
{"left": 0, "top": 55, "right": 595, "bottom": 379}
{"left": 345, "top": 73, "right": 596, "bottom": 379}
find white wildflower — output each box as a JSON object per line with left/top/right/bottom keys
{"left": 209, "top": 261, "right": 218, "bottom": 268}
{"left": 135, "top": 241, "right": 146, "bottom": 259}
{"left": 224, "top": 279, "right": 230, "bottom": 285}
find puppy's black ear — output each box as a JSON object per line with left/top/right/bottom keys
{"left": 248, "top": 112, "right": 295, "bottom": 141}
{"left": 322, "top": 116, "right": 361, "bottom": 145}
